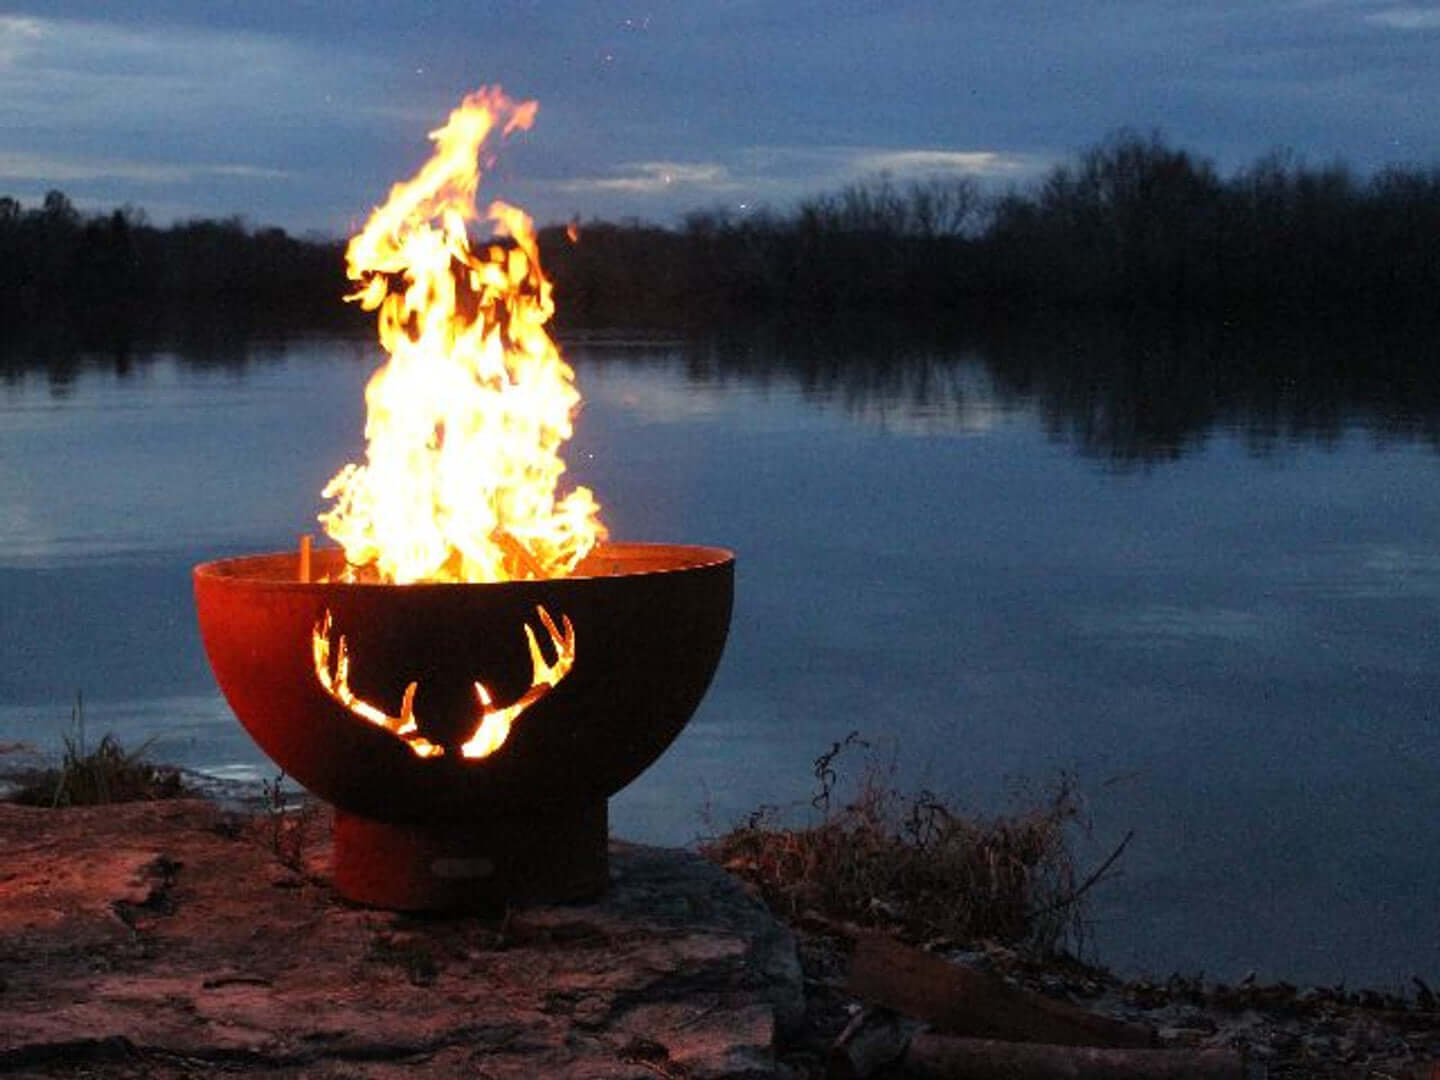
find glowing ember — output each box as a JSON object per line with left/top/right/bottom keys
{"left": 312, "top": 604, "right": 576, "bottom": 759}
{"left": 319, "top": 86, "right": 605, "bottom": 585}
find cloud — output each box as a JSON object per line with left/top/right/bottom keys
{"left": 729, "top": 144, "right": 1048, "bottom": 198}
{"left": 0, "top": 151, "right": 290, "bottom": 186}
{"left": 1363, "top": 6, "right": 1440, "bottom": 28}
{"left": 849, "top": 149, "right": 1035, "bottom": 180}
{"left": 0, "top": 11, "right": 413, "bottom": 230}
{"left": 531, "top": 141, "right": 1050, "bottom": 225}
{"left": 556, "top": 161, "right": 735, "bottom": 195}
{"left": 0, "top": 14, "right": 291, "bottom": 102}
{"left": 0, "top": 13, "right": 388, "bottom": 161}
{"left": 536, "top": 143, "right": 1043, "bottom": 225}
{"left": 0, "top": 15, "right": 45, "bottom": 66}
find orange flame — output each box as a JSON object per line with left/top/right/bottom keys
{"left": 319, "top": 86, "right": 604, "bottom": 584}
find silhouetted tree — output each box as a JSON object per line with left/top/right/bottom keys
{"left": 0, "top": 191, "right": 353, "bottom": 349}
{"left": 7, "top": 128, "right": 1440, "bottom": 351}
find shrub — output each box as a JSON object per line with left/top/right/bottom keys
{"left": 701, "top": 734, "right": 1111, "bottom": 954}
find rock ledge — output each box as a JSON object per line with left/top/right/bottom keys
{"left": 0, "top": 800, "right": 803, "bottom": 1079}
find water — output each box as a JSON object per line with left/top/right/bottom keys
{"left": 3, "top": 324, "right": 1438, "bottom": 988}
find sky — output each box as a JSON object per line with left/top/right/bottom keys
{"left": 0, "top": 1, "right": 1436, "bottom": 236}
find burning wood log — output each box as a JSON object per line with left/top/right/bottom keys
{"left": 847, "top": 934, "right": 1157, "bottom": 1048}
{"left": 495, "top": 528, "right": 547, "bottom": 580}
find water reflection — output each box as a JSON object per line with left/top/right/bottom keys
{"left": 980, "top": 315, "right": 1440, "bottom": 462}
{"left": 593, "top": 315, "right": 1440, "bottom": 461}
{"left": 0, "top": 313, "right": 366, "bottom": 397}
{"left": 3, "top": 320, "right": 1438, "bottom": 986}
{"left": 7, "top": 313, "right": 1438, "bottom": 461}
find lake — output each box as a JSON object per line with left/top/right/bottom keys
{"left": 2, "top": 318, "right": 1437, "bottom": 988}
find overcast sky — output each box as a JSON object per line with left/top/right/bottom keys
{"left": 1, "top": 1, "right": 1435, "bottom": 235}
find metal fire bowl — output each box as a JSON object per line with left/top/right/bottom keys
{"left": 193, "top": 543, "right": 734, "bottom": 825}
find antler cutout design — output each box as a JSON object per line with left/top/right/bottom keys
{"left": 312, "top": 605, "right": 575, "bottom": 760}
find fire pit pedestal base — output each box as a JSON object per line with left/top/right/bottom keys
{"left": 333, "top": 802, "right": 608, "bottom": 910}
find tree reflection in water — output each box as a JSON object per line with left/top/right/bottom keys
{"left": 658, "top": 313, "right": 1440, "bottom": 464}
{"left": 5, "top": 310, "right": 1438, "bottom": 463}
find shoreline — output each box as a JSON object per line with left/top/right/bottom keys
{"left": 3, "top": 753, "right": 1436, "bottom": 992}
{"left": 2, "top": 768, "right": 1437, "bottom": 1077}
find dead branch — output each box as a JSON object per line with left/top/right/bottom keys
{"left": 1029, "top": 829, "right": 1135, "bottom": 923}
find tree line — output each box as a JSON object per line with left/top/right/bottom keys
{"left": 539, "top": 131, "right": 1440, "bottom": 325}
{"left": 5, "top": 130, "right": 1439, "bottom": 343}
{"left": 0, "top": 190, "right": 353, "bottom": 348}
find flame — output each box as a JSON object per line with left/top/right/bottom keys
{"left": 319, "top": 86, "right": 604, "bottom": 584}
{"left": 461, "top": 606, "right": 575, "bottom": 758}
{"left": 312, "top": 610, "right": 442, "bottom": 758}
{"left": 312, "top": 605, "right": 576, "bottom": 759}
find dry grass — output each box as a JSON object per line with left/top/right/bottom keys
{"left": 701, "top": 733, "right": 1102, "bottom": 954}
{"left": 5, "top": 695, "right": 188, "bottom": 807}
{"left": 252, "top": 771, "right": 322, "bottom": 872}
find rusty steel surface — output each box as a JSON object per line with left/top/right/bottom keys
{"left": 331, "top": 803, "right": 609, "bottom": 909}
{"left": 194, "top": 543, "right": 734, "bottom": 826}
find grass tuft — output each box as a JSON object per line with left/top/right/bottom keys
{"left": 701, "top": 733, "right": 1103, "bottom": 954}
{"left": 7, "top": 693, "right": 189, "bottom": 807}
{"left": 252, "top": 770, "right": 321, "bottom": 872}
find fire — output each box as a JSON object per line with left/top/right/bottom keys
{"left": 319, "top": 86, "right": 605, "bottom": 585}
{"left": 312, "top": 87, "right": 596, "bottom": 760}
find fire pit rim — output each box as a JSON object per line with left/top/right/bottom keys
{"left": 193, "top": 541, "right": 734, "bottom": 590}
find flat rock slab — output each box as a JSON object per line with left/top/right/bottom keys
{"left": 0, "top": 800, "right": 803, "bottom": 1078}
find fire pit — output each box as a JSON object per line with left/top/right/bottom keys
{"left": 195, "top": 542, "right": 732, "bottom": 909}
{"left": 192, "top": 87, "right": 735, "bottom": 910}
